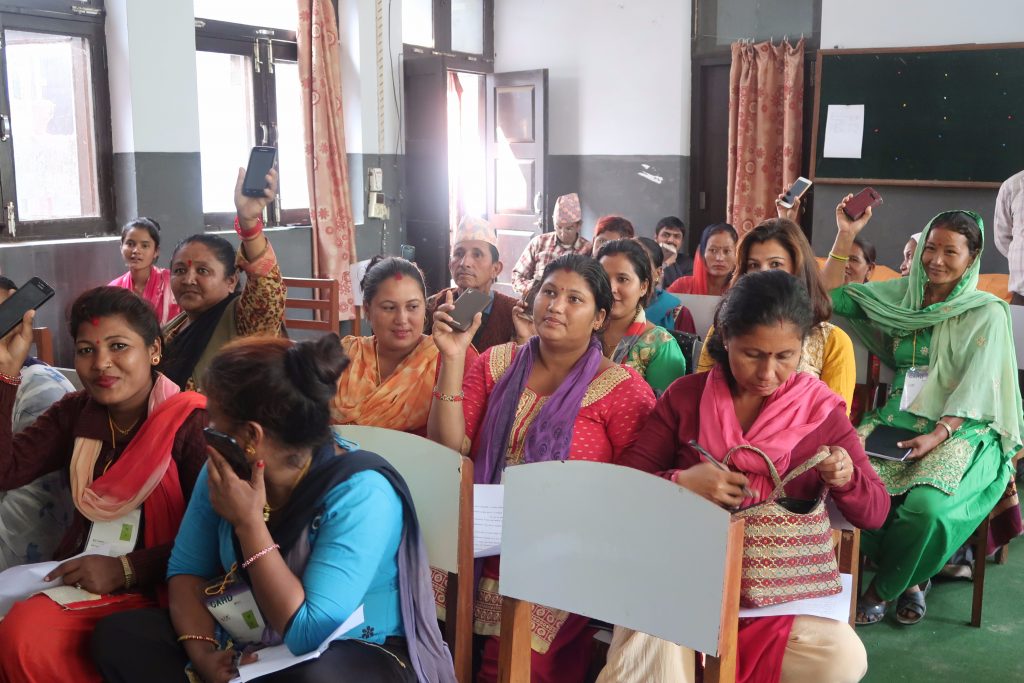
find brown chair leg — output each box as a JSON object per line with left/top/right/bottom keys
{"left": 970, "top": 516, "right": 991, "bottom": 627}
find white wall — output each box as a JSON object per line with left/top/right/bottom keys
{"left": 494, "top": 0, "right": 690, "bottom": 157}
{"left": 821, "top": 0, "right": 1024, "bottom": 49}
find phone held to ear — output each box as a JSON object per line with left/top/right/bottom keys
{"left": 203, "top": 427, "right": 253, "bottom": 480}
{"left": 778, "top": 177, "right": 812, "bottom": 209}
{"left": 448, "top": 289, "right": 491, "bottom": 332}
{"left": 241, "top": 146, "right": 278, "bottom": 197}
{"left": 0, "top": 277, "right": 55, "bottom": 339}
{"left": 843, "top": 187, "right": 883, "bottom": 220}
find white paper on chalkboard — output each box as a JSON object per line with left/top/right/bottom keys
{"left": 823, "top": 105, "right": 865, "bottom": 159}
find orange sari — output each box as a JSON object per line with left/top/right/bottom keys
{"left": 333, "top": 335, "right": 478, "bottom": 434}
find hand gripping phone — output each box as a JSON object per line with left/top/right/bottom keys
{"left": 448, "top": 289, "right": 491, "bottom": 332}
{"left": 843, "top": 187, "right": 883, "bottom": 221}
{"left": 241, "top": 146, "right": 278, "bottom": 197}
{"left": 778, "top": 177, "right": 812, "bottom": 209}
{"left": 203, "top": 427, "right": 253, "bottom": 480}
{"left": 0, "top": 277, "right": 54, "bottom": 339}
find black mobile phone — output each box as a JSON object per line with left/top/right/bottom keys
{"left": 0, "top": 277, "right": 54, "bottom": 339}
{"left": 203, "top": 427, "right": 253, "bottom": 480}
{"left": 241, "top": 146, "right": 278, "bottom": 198}
{"left": 449, "top": 289, "right": 491, "bottom": 332}
{"left": 778, "top": 177, "right": 812, "bottom": 209}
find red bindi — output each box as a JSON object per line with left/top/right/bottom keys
{"left": 187, "top": 259, "right": 193, "bottom": 267}
{"left": 394, "top": 273, "right": 403, "bottom": 281}
{"left": 90, "top": 317, "right": 100, "bottom": 328}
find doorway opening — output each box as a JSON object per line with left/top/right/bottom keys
{"left": 446, "top": 70, "right": 486, "bottom": 252}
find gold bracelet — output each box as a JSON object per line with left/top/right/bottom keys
{"left": 120, "top": 555, "right": 135, "bottom": 590}
{"left": 828, "top": 251, "right": 850, "bottom": 262}
{"left": 177, "top": 634, "right": 219, "bottom": 647}
{"left": 936, "top": 420, "right": 955, "bottom": 440}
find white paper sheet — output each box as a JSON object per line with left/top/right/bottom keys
{"left": 823, "top": 105, "right": 865, "bottom": 159}
{"left": 0, "top": 543, "right": 114, "bottom": 616}
{"left": 230, "top": 605, "right": 364, "bottom": 683}
{"left": 473, "top": 484, "right": 504, "bottom": 558}
{"left": 738, "top": 573, "right": 853, "bottom": 622}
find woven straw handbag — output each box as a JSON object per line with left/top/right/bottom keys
{"left": 722, "top": 444, "right": 843, "bottom": 608}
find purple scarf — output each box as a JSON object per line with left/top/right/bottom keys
{"left": 474, "top": 335, "right": 605, "bottom": 485}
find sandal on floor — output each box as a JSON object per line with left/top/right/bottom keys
{"left": 895, "top": 580, "right": 932, "bottom": 625}
{"left": 855, "top": 596, "right": 888, "bottom": 626}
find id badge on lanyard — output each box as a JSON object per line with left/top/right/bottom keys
{"left": 899, "top": 330, "right": 929, "bottom": 412}
{"left": 85, "top": 508, "right": 141, "bottom": 557}
{"left": 203, "top": 570, "right": 267, "bottom": 644}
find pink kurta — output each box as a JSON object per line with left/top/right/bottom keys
{"left": 108, "top": 266, "right": 180, "bottom": 325}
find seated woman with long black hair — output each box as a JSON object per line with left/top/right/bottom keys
{"left": 91, "top": 334, "right": 455, "bottom": 683}
{"left": 161, "top": 168, "right": 286, "bottom": 392}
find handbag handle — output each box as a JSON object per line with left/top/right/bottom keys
{"left": 723, "top": 444, "right": 833, "bottom": 502}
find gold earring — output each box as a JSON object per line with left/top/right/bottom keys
{"left": 245, "top": 445, "right": 257, "bottom": 457}
{"left": 152, "top": 355, "right": 161, "bottom": 365}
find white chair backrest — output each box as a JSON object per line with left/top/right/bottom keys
{"left": 676, "top": 294, "right": 721, "bottom": 340}
{"left": 332, "top": 425, "right": 464, "bottom": 573}
{"left": 500, "top": 460, "right": 731, "bottom": 656}
{"left": 1008, "top": 304, "right": 1024, "bottom": 370}
{"left": 56, "top": 367, "right": 83, "bottom": 391}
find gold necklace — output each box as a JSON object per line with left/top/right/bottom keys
{"left": 107, "top": 413, "right": 140, "bottom": 447}
{"left": 263, "top": 455, "right": 314, "bottom": 522}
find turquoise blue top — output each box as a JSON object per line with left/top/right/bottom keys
{"left": 168, "top": 466, "right": 404, "bottom": 655}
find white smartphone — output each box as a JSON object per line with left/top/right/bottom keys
{"left": 778, "top": 177, "right": 812, "bottom": 209}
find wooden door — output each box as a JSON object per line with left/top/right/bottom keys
{"left": 689, "top": 61, "right": 730, "bottom": 256}
{"left": 404, "top": 55, "right": 449, "bottom": 292}
{"left": 485, "top": 69, "right": 547, "bottom": 290}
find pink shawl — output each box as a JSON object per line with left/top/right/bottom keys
{"left": 109, "top": 266, "right": 180, "bottom": 325}
{"left": 696, "top": 365, "right": 844, "bottom": 502}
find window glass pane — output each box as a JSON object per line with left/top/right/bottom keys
{"left": 697, "top": 0, "right": 817, "bottom": 52}
{"left": 403, "top": 0, "right": 434, "bottom": 48}
{"left": 274, "top": 61, "right": 309, "bottom": 214}
{"left": 194, "top": 0, "right": 297, "bottom": 31}
{"left": 451, "top": 0, "right": 483, "bottom": 54}
{"left": 196, "top": 51, "right": 254, "bottom": 213}
{"left": 6, "top": 30, "right": 99, "bottom": 221}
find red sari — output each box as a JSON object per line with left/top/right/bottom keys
{"left": 619, "top": 372, "right": 888, "bottom": 683}
{"left": 457, "top": 342, "right": 655, "bottom": 683}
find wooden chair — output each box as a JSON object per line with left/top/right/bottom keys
{"left": 31, "top": 327, "right": 54, "bottom": 365}
{"left": 282, "top": 277, "right": 340, "bottom": 335}
{"left": 331, "top": 425, "right": 474, "bottom": 682}
{"left": 495, "top": 460, "right": 744, "bottom": 683}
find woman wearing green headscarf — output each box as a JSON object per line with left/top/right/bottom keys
{"left": 825, "top": 200, "right": 1023, "bottom": 627}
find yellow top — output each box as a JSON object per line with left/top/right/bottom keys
{"left": 696, "top": 321, "right": 856, "bottom": 415}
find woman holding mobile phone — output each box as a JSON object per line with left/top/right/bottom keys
{"left": 0, "top": 287, "right": 208, "bottom": 683}
{"left": 429, "top": 254, "right": 655, "bottom": 683}
{"left": 332, "top": 257, "right": 478, "bottom": 435}
{"left": 160, "top": 168, "right": 287, "bottom": 392}
{"left": 91, "top": 334, "right": 455, "bottom": 683}
{"left": 829, "top": 209, "right": 1023, "bottom": 627}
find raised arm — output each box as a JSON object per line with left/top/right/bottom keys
{"left": 821, "top": 195, "right": 874, "bottom": 291}
{"left": 427, "top": 291, "right": 483, "bottom": 451}
{"left": 233, "top": 167, "right": 286, "bottom": 337}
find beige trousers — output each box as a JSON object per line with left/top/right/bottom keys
{"left": 596, "top": 616, "right": 868, "bottom": 683}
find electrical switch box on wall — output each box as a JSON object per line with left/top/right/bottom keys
{"left": 367, "top": 167, "right": 383, "bottom": 192}
{"left": 368, "top": 191, "right": 389, "bottom": 219}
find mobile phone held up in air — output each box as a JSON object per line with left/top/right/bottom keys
{"left": 0, "top": 277, "right": 54, "bottom": 339}
{"left": 843, "top": 187, "right": 884, "bottom": 221}
{"left": 241, "top": 146, "right": 278, "bottom": 197}
{"left": 448, "top": 289, "right": 491, "bottom": 332}
{"left": 203, "top": 427, "right": 253, "bottom": 480}
{"left": 777, "top": 177, "right": 812, "bottom": 209}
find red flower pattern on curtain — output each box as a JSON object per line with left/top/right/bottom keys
{"left": 726, "top": 39, "right": 805, "bottom": 235}
{"left": 298, "top": 0, "right": 357, "bottom": 320}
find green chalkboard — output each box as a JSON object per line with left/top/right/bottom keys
{"left": 811, "top": 45, "right": 1024, "bottom": 186}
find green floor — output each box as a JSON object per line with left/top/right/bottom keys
{"left": 860, "top": 543, "right": 1024, "bottom": 682}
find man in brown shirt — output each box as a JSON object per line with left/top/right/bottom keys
{"left": 426, "top": 217, "right": 517, "bottom": 352}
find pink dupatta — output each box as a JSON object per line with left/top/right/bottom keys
{"left": 108, "top": 266, "right": 180, "bottom": 325}
{"left": 696, "top": 365, "right": 844, "bottom": 502}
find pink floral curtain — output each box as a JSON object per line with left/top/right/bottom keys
{"left": 726, "top": 39, "right": 805, "bottom": 235}
{"left": 298, "top": 0, "right": 356, "bottom": 320}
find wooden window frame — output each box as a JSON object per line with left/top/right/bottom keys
{"left": 0, "top": 1, "right": 114, "bottom": 241}
{"left": 195, "top": 18, "right": 310, "bottom": 230}
{"left": 404, "top": 0, "right": 494, "bottom": 61}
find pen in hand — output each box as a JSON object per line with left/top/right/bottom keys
{"left": 688, "top": 440, "right": 755, "bottom": 499}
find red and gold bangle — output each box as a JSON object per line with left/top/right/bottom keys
{"left": 234, "top": 216, "right": 265, "bottom": 240}
{"left": 241, "top": 543, "right": 280, "bottom": 569}
{"left": 0, "top": 371, "right": 21, "bottom": 386}
{"left": 177, "top": 634, "right": 219, "bottom": 647}
{"left": 432, "top": 389, "right": 464, "bottom": 403}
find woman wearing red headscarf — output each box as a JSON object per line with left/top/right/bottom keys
{"left": 667, "top": 223, "right": 738, "bottom": 296}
